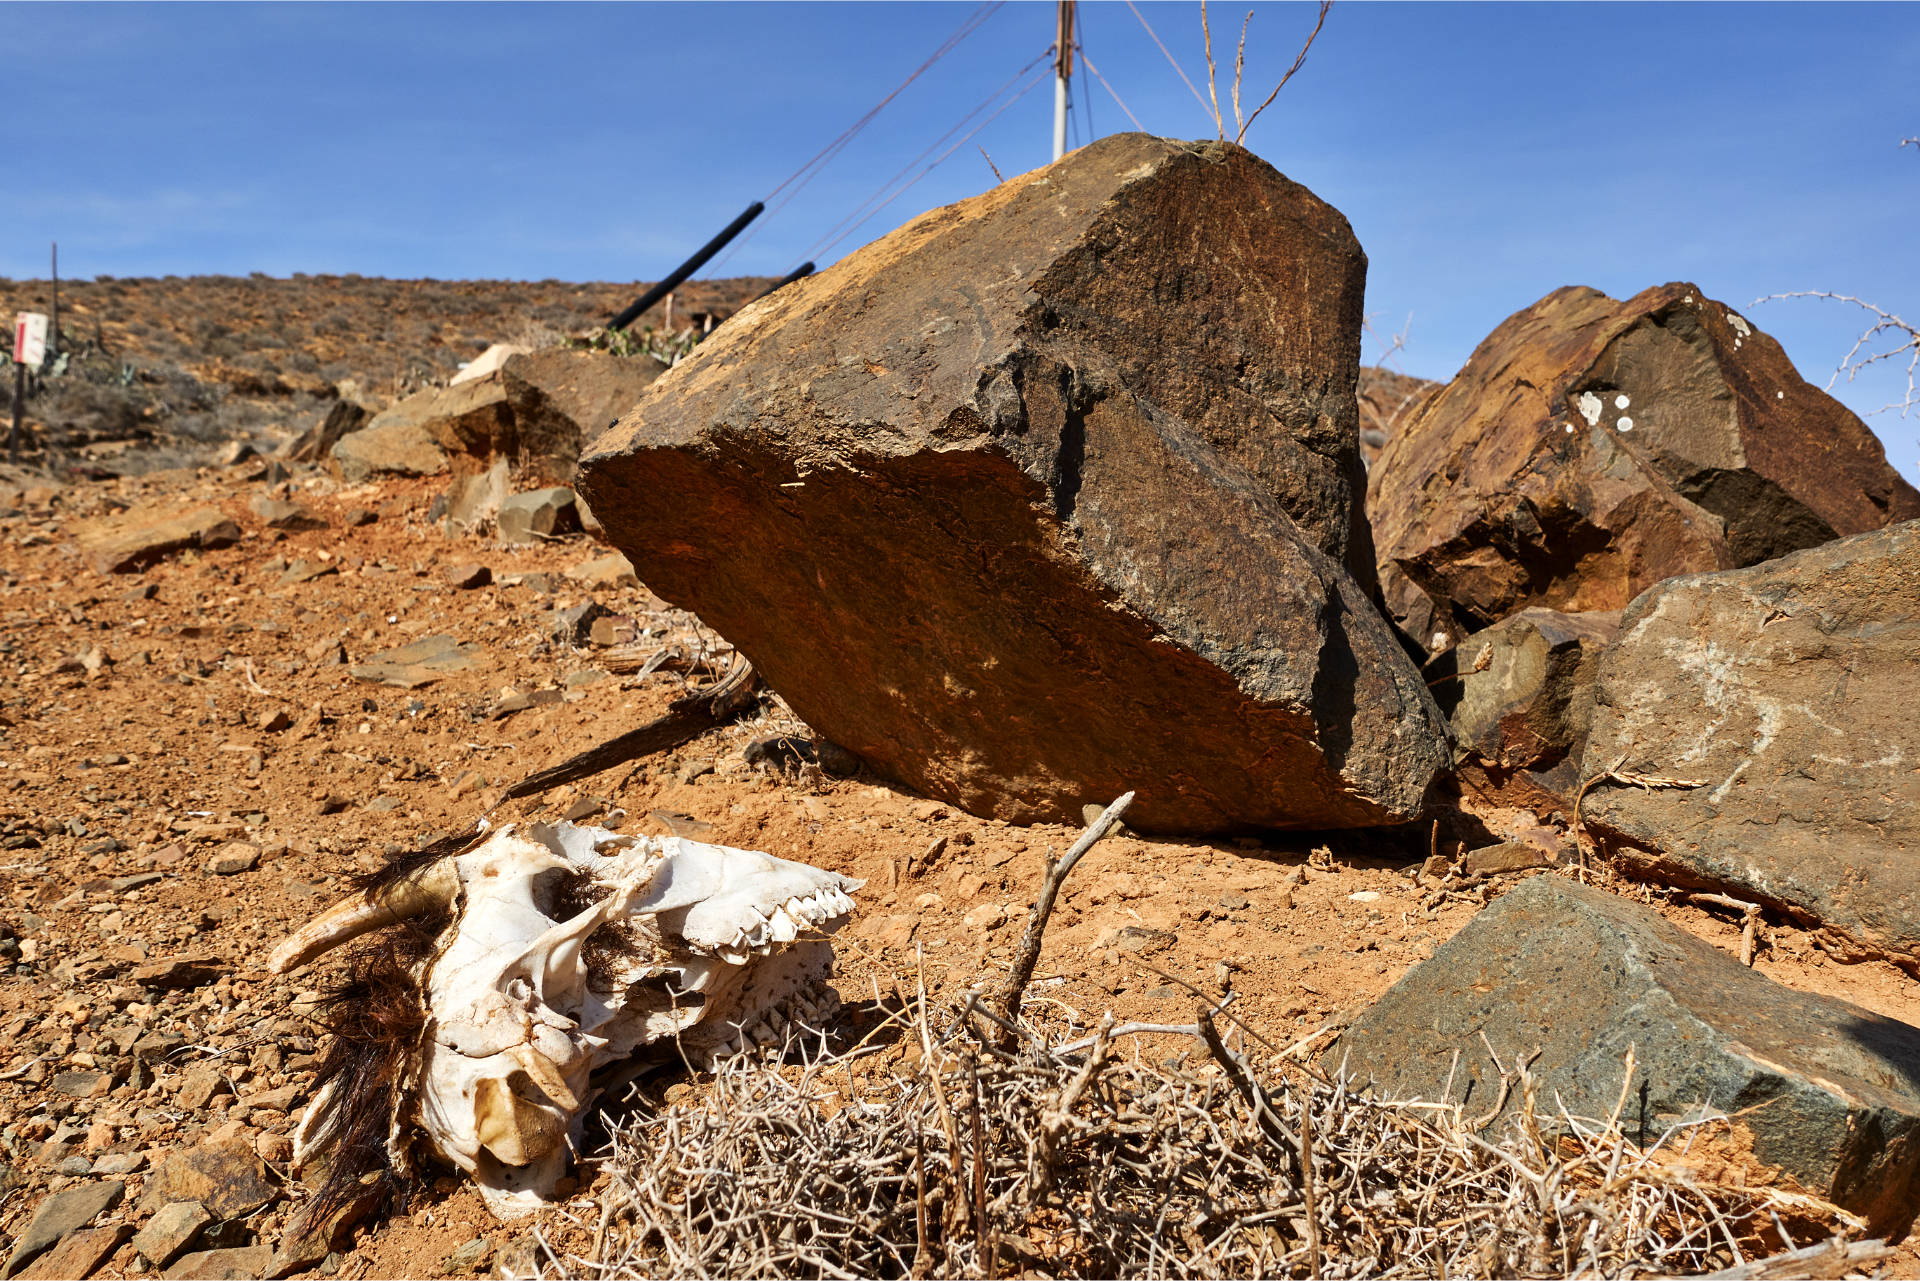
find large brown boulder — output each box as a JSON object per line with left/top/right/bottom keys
{"left": 1370, "top": 283, "right": 1920, "bottom": 653}
{"left": 501, "top": 348, "right": 667, "bottom": 485}
{"left": 580, "top": 134, "right": 1447, "bottom": 832}
{"left": 1582, "top": 521, "right": 1920, "bottom": 965}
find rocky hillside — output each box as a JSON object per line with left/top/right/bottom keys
{"left": 0, "top": 275, "right": 769, "bottom": 473}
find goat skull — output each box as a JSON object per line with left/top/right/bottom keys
{"left": 272, "top": 821, "right": 862, "bottom": 1215}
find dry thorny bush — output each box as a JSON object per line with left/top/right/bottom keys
{"left": 506, "top": 806, "right": 1886, "bottom": 1281}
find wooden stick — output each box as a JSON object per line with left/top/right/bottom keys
{"left": 986, "top": 791, "right": 1134, "bottom": 1044}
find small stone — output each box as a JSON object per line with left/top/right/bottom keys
{"left": 133, "top": 1201, "right": 212, "bottom": 1269}
{"left": 93, "top": 1151, "right": 146, "bottom": 1175}
{"left": 150, "top": 843, "right": 189, "bottom": 867}
{"left": 52, "top": 1071, "right": 112, "bottom": 1099}
{"left": 440, "top": 1237, "right": 493, "bottom": 1275}
{"left": 174, "top": 1064, "right": 231, "bottom": 1112}
{"left": 2, "top": 1180, "right": 125, "bottom": 1277}
{"left": 546, "top": 601, "right": 609, "bottom": 646}
{"left": 815, "top": 741, "right": 862, "bottom": 777}
{"left": 561, "top": 797, "right": 604, "bottom": 823}
{"left": 253, "top": 708, "right": 292, "bottom": 733}
{"left": 963, "top": 903, "right": 1007, "bottom": 931}
{"left": 444, "top": 563, "right": 492, "bottom": 590}
{"left": 247, "top": 496, "right": 326, "bottom": 531}
{"left": 680, "top": 759, "right": 715, "bottom": 784}
{"left": 1347, "top": 890, "right": 1382, "bottom": 903}
{"left": 565, "top": 553, "right": 639, "bottom": 589}
{"left": 16, "top": 1224, "right": 130, "bottom": 1281}
{"left": 343, "top": 507, "right": 376, "bottom": 527}
{"left": 218, "top": 441, "right": 258, "bottom": 466}
{"left": 303, "top": 637, "right": 345, "bottom": 665}
{"left": 75, "top": 507, "right": 239, "bottom": 574}
{"left": 1461, "top": 842, "right": 1552, "bottom": 876}
{"left": 1113, "top": 926, "right": 1175, "bottom": 955}
{"left": 131, "top": 956, "right": 226, "bottom": 991}
{"left": 497, "top": 487, "right": 579, "bottom": 545}
{"left": 204, "top": 844, "right": 259, "bottom": 877}
{"left": 863, "top": 914, "right": 919, "bottom": 950}
{"left": 163, "top": 1245, "right": 276, "bottom": 1281}
{"left": 587, "top": 615, "right": 633, "bottom": 647}
{"left": 278, "top": 560, "right": 337, "bottom": 587}
{"left": 138, "top": 1140, "right": 278, "bottom": 1221}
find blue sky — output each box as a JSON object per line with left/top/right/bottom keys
{"left": 4, "top": 2, "right": 1917, "bottom": 476}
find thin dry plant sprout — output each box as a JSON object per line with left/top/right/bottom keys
{"left": 1753, "top": 291, "right": 1920, "bottom": 418}
{"left": 1201, "top": 0, "right": 1334, "bottom": 145}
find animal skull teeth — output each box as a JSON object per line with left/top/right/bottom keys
{"left": 273, "top": 821, "right": 862, "bottom": 1216}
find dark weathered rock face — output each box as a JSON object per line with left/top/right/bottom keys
{"left": 501, "top": 349, "right": 666, "bottom": 485}
{"left": 1337, "top": 876, "right": 1920, "bottom": 1230}
{"left": 1582, "top": 521, "right": 1920, "bottom": 965}
{"left": 1429, "top": 607, "right": 1618, "bottom": 814}
{"left": 1369, "top": 283, "right": 1920, "bottom": 652}
{"left": 581, "top": 134, "right": 1447, "bottom": 832}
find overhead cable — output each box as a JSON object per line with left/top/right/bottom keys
{"left": 809, "top": 66, "right": 1053, "bottom": 265}
{"left": 709, "top": 1, "right": 1004, "bottom": 276}
{"left": 795, "top": 49, "right": 1051, "bottom": 268}
{"left": 1124, "top": 0, "right": 1216, "bottom": 130}
{"left": 1079, "top": 46, "right": 1144, "bottom": 131}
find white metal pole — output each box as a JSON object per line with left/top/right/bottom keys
{"left": 1052, "top": 75, "right": 1068, "bottom": 161}
{"left": 1052, "top": 0, "right": 1074, "bottom": 161}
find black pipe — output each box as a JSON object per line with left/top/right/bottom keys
{"left": 752, "top": 262, "right": 815, "bottom": 304}
{"left": 608, "top": 201, "right": 764, "bottom": 332}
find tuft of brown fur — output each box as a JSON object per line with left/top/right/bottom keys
{"left": 295, "top": 832, "right": 483, "bottom": 1230}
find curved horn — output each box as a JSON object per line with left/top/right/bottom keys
{"left": 269, "top": 858, "right": 460, "bottom": 973}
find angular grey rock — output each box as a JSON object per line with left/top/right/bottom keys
{"left": 443, "top": 457, "right": 508, "bottom": 530}
{"left": 580, "top": 134, "right": 1446, "bottom": 832}
{"left": 566, "top": 552, "right": 640, "bottom": 589}
{"left": 329, "top": 382, "right": 500, "bottom": 483}
{"left": 15, "top": 1224, "right": 129, "bottom": 1280}
{"left": 138, "top": 1140, "right": 277, "bottom": 1221}
{"left": 73, "top": 506, "right": 242, "bottom": 575}
{"left": 1583, "top": 521, "right": 1920, "bottom": 964}
{"left": 163, "top": 1245, "right": 275, "bottom": 1281}
{"left": 1428, "top": 607, "right": 1619, "bottom": 814}
{"left": 3, "top": 1180, "right": 125, "bottom": 1277}
{"left": 347, "top": 634, "right": 480, "bottom": 687}
{"left": 497, "top": 486, "right": 579, "bottom": 545}
{"left": 501, "top": 347, "right": 667, "bottom": 484}
{"left": 133, "top": 1201, "right": 212, "bottom": 1268}
{"left": 1337, "top": 876, "right": 1920, "bottom": 1230}
{"left": 283, "top": 397, "right": 369, "bottom": 464}
{"left": 246, "top": 496, "right": 325, "bottom": 531}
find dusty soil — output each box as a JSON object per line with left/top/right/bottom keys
{"left": 0, "top": 457, "right": 1914, "bottom": 1278}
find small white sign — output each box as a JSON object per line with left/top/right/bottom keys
{"left": 13, "top": 313, "right": 47, "bottom": 368}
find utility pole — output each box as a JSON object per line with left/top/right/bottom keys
{"left": 48, "top": 243, "right": 58, "bottom": 363}
{"left": 1052, "top": 0, "right": 1075, "bottom": 162}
